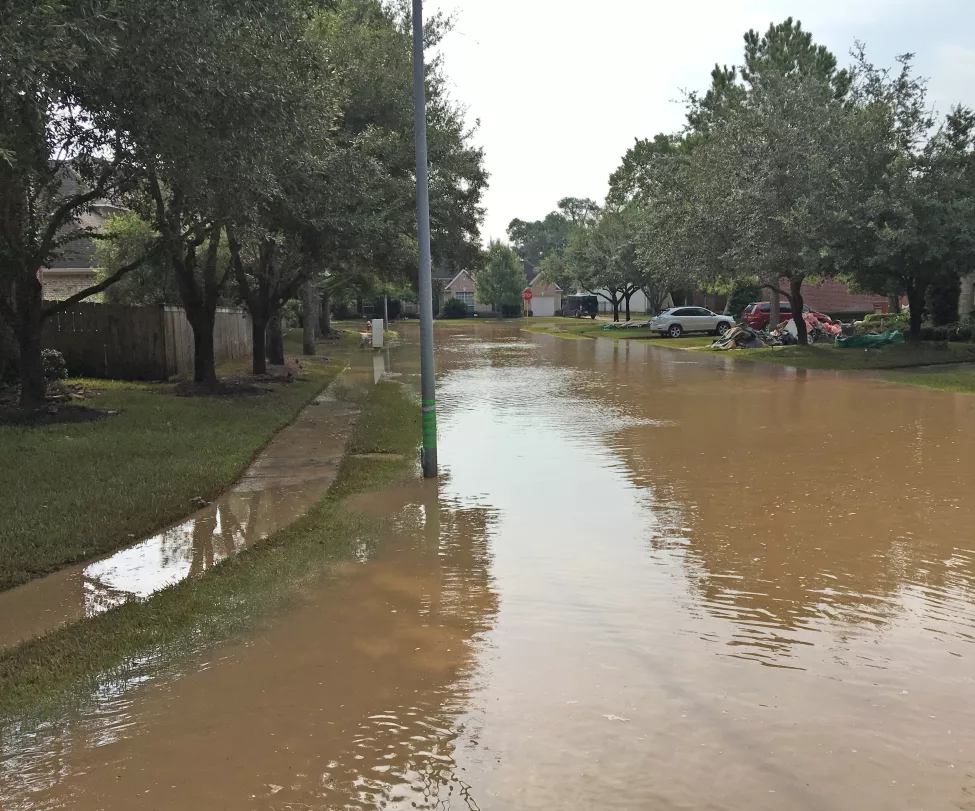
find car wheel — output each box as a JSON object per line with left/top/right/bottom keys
{"left": 668, "top": 324, "right": 683, "bottom": 338}
{"left": 716, "top": 321, "right": 731, "bottom": 336}
{"left": 590, "top": 315, "right": 596, "bottom": 320}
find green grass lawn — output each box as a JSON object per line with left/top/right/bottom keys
{"left": 729, "top": 341, "right": 975, "bottom": 371}
{"left": 0, "top": 380, "right": 420, "bottom": 717}
{"left": 524, "top": 321, "right": 715, "bottom": 348}
{"left": 0, "top": 355, "right": 345, "bottom": 592}
{"left": 884, "top": 369, "right": 975, "bottom": 394}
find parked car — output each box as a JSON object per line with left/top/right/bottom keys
{"left": 650, "top": 307, "right": 733, "bottom": 338}
{"left": 742, "top": 302, "right": 836, "bottom": 330}
{"left": 562, "top": 294, "right": 599, "bottom": 319}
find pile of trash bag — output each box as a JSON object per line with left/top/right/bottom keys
{"left": 768, "top": 313, "right": 841, "bottom": 345}
{"left": 710, "top": 324, "right": 767, "bottom": 350}
{"left": 834, "top": 330, "right": 905, "bottom": 349}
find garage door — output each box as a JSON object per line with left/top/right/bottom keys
{"left": 531, "top": 295, "right": 555, "bottom": 317}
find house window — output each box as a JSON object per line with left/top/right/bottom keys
{"left": 454, "top": 291, "right": 475, "bottom": 311}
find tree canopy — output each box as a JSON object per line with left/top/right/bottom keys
{"left": 473, "top": 241, "right": 525, "bottom": 316}
{"left": 1, "top": 0, "right": 488, "bottom": 398}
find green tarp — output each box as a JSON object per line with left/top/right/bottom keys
{"left": 834, "top": 330, "right": 906, "bottom": 349}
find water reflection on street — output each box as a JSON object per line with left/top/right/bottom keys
{"left": 3, "top": 324, "right": 975, "bottom": 810}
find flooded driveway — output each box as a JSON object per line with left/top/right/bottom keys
{"left": 4, "top": 325, "right": 975, "bottom": 810}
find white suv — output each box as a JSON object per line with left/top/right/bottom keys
{"left": 650, "top": 307, "right": 733, "bottom": 338}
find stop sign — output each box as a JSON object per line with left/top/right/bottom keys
{"left": 522, "top": 289, "right": 533, "bottom": 301}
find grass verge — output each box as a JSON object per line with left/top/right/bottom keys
{"left": 523, "top": 322, "right": 714, "bottom": 348}
{"left": 884, "top": 369, "right": 975, "bottom": 394}
{"left": 0, "top": 380, "right": 419, "bottom": 718}
{"left": 0, "top": 355, "right": 345, "bottom": 592}
{"left": 728, "top": 341, "right": 975, "bottom": 371}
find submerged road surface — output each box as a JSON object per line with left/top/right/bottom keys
{"left": 4, "top": 324, "right": 975, "bottom": 810}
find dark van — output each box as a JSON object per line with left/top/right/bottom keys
{"left": 562, "top": 294, "right": 599, "bottom": 319}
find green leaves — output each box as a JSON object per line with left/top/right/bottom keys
{"left": 473, "top": 240, "right": 525, "bottom": 310}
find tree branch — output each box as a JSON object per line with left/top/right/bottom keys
{"left": 42, "top": 242, "right": 163, "bottom": 320}
{"left": 38, "top": 158, "right": 122, "bottom": 261}
{"left": 227, "top": 226, "right": 259, "bottom": 314}
{"left": 762, "top": 278, "right": 789, "bottom": 298}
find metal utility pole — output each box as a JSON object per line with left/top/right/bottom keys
{"left": 412, "top": 0, "right": 438, "bottom": 478}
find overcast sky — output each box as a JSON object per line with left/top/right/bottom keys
{"left": 426, "top": 0, "right": 975, "bottom": 243}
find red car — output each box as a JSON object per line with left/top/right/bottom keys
{"left": 742, "top": 302, "right": 835, "bottom": 330}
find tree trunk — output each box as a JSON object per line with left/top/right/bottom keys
{"left": 267, "top": 313, "right": 285, "bottom": 365}
{"left": 319, "top": 290, "right": 331, "bottom": 336}
{"left": 788, "top": 277, "right": 807, "bottom": 345}
{"left": 16, "top": 273, "right": 46, "bottom": 409}
{"left": 187, "top": 306, "right": 218, "bottom": 386}
{"left": 612, "top": 300, "right": 620, "bottom": 322}
{"left": 624, "top": 292, "right": 632, "bottom": 322}
{"left": 301, "top": 282, "right": 316, "bottom": 356}
{"left": 958, "top": 273, "right": 975, "bottom": 321}
{"left": 888, "top": 294, "right": 902, "bottom": 315}
{"left": 906, "top": 282, "right": 925, "bottom": 342}
{"left": 768, "top": 294, "right": 780, "bottom": 332}
{"left": 355, "top": 297, "right": 363, "bottom": 317}
{"left": 251, "top": 315, "right": 268, "bottom": 375}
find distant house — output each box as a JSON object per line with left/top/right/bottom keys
{"left": 791, "top": 279, "right": 887, "bottom": 315}
{"left": 41, "top": 171, "right": 124, "bottom": 301}
{"left": 526, "top": 275, "right": 562, "bottom": 317}
{"left": 442, "top": 269, "right": 493, "bottom": 315}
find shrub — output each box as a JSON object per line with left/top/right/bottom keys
{"left": 440, "top": 297, "right": 469, "bottom": 319}
{"left": 527, "top": 309, "right": 533, "bottom": 317}
{"left": 954, "top": 324, "right": 973, "bottom": 342}
{"left": 41, "top": 349, "right": 68, "bottom": 382}
{"left": 856, "top": 313, "right": 909, "bottom": 334}
{"left": 500, "top": 303, "right": 521, "bottom": 318}
{"left": 825, "top": 310, "right": 875, "bottom": 322}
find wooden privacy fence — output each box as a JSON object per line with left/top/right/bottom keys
{"left": 42, "top": 303, "right": 252, "bottom": 380}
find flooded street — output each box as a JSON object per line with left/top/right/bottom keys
{"left": 4, "top": 324, "right": 975, "bottom": 810}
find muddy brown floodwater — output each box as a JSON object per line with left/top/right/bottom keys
{"left": 4, "top": 324, "right": 975, "bottom": 810}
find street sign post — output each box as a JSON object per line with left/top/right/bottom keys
{"left": 522, "top": 289, "right": 532, "bottom": 317}
{"left": 412, "top": 0, "right": 437, "bottom": 479}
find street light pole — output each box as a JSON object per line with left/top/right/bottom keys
{"left": 412, "top": 0, "right": 438, "bottom": 478}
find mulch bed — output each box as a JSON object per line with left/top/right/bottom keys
{"left": 0, "top": 382, "right": 116, "bottom": 425}
{"left": 172, "top": 379, "right": 271, "bottom": 398}
{"left": 0, "top": 404, "right": 115, "bottom": 426}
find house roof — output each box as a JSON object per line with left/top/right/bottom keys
{"left": 529, "top": 277, "right": 562, "bottom": 294}
{"left": 45, "top": 169, "right": 125, "bottom": 271}
{"left": 443, "top": 269, "right": 470, "bottom": 291}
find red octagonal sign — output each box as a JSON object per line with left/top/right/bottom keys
{"left": 522, "top": 289, "right": 533, "bottom": 301}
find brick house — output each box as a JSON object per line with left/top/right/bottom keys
{"left": 41, "top": 171, "right": 124, "bottom": 301}
{"left": 794, "top": 279, "right": 887, "bottom": 314}
{"left": 442, "top": 269, "right": 493, "bottom": 315}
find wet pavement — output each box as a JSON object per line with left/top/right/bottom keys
{"left": 3, "top": 324, "right": 975, "bottom": 810}
{"left": 0, "top": 350, "right": 385, "bottom": 650}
